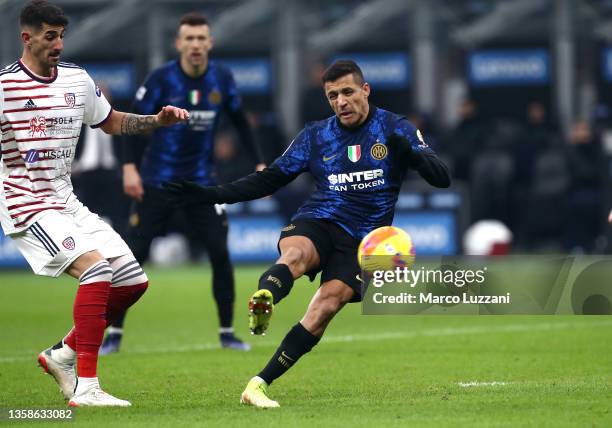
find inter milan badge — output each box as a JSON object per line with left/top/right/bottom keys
{"left": 188, "top": 89, "right": 202, "bottom": 105}
{"left": 64, "top": 92, "right": 75, "bottom": 108}
{"left": 208, "top": 89, "right": 222, "bottom": 105}
{"left": 370, "top": 142, "right": 388, "bottom": 160}
{"left": 62, "top": 237, "right": 75, "bottom": 250}
{"left": 347, "top": 145, "right": 361, "bottom": 162}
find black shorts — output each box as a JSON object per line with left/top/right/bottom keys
{"left": 279, "top": 219, "right": 363, "bottom": 302}
{"left": 127, "top": 186, "right": 229, "bottom": 261}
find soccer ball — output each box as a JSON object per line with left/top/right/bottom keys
{"left": 357, "top": 226, "right": 416, "bottom": 272}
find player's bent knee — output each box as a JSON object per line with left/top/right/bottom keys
{"left": 109, "top": 254, "right": 148, "bottom": 287}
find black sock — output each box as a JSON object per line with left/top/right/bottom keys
{"left": 258, "top": 323, "right": 320, "bottom": 385}
{"left": 258, "top": 264, "right": 294, "bottom": 304}
{"left": 110, "top": 310, "right": 127, "bottom": 330}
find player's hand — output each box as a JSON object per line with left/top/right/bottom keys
{"left": 162, "top": 180, "right": 221, "bottom": 204}
{"left": 255, "top": 163, "right": 266, "bottom": 172}
{"left": 123, "top": 164, "right": 144, "bottom": 202}
{"left": 155, "top": 105, "right": 190, "bottom": 127}
{"left": 608, "top": 209, "right": 612, "bottom": 224}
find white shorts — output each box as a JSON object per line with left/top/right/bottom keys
{"left": 11, "top": 199, "right": 132, "bottom": 277}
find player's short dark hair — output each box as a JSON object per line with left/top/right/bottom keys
{"left": 321, "top": 60, "right": 365, "bottom": 85}
{"left": 179, "top": 12, "right": 209, "bottom": 28}
{"left": 20, "top": 0, "right": 68, "bottom": 29}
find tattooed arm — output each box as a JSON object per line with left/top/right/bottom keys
{"left": 100, "top": 106, "right": 190, "bottom": 135}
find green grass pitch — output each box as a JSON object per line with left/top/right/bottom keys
{"left": 0, "top": 265, "right": 610, "bottom": 427}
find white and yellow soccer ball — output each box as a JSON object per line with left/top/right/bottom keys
{"left": 358, "top": 226, "right": 416, "bottom": 272}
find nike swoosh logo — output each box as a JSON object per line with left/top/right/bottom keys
{"left": 323, "top": 154, "right": 337, "bottom": 162}
{"left": 281, "top": 351, "right": 295, "bottom": 362}
{"left": 356, "top": 274, "right": 363, "bottom": 283}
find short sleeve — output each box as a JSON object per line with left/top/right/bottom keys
{"left": 272, "top": 128, "right": 311, "bottom": 176}
{"left": 392, "top": 118, "right": 435, "bottom": 156}
{"left": 223, "top": 68, "right": 242, "bottom": 113}
{"left": 132, "top": 71, "right": 162, "bottom": 115}
{"left": 83, "top": 72, "right": 112, "bottom": 128}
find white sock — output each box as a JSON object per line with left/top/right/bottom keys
{"left": 219, "top": 327, "right": 234, "bottom": 334}
{"left": 75, "top": 377, "right": 99, "bottom": 395}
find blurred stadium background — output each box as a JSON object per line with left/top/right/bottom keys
{"left": 2, "top": 0, "right": 612, "bottom": 263}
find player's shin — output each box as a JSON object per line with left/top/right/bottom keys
{"left": 257, "top": 322, "right": 320, "bottom": 384}
{"left": 258, "top": 264, "right": 294, "bottom": 304}
{"left": 74, "top": 260, "right": 113, "bottom": 381}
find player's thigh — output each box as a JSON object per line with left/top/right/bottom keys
{"left": 185, "top": 203, "right": 229, "bottom": 251}
{"left": 11, "top": 207, "right": 119, "bottom": 278}
{"left": 127, "top": 187, "right": 172, "bottom": 242}
{"left": 278, "top": 220, "right": 334, "bottom": 274}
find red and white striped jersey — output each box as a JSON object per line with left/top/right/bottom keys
{"left": 0, "top": 60, "right": 111, "bottom": 234}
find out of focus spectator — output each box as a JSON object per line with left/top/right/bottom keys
{"left": 301, "top": 61, "right": 330, "bottom": 124}
{"left": 443, "top": 98, "right": 487, "bottom": 181}
{"left": 564, "top": 120, "right": 604, "bottom": 252}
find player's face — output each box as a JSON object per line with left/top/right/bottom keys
{"left": 324, "top": 74, "right": 370, "bottom": 128}
{"left": 23, "top": 23, "right": 65, "bottom": 70}
{"left": 176, "top": 24, "right": 213, "bottom": 68}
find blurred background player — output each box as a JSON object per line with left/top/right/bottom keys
{"left": 0, "top": 0, "right": 188, "bottom": 406}
{"left": 100, "top": 12, "right": 265, "bottom": 354}
{"left": 166, "top": 60, "right": 450, "bottom": 407}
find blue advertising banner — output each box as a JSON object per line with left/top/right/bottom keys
{"left": 227, "top": 215, "right": 284, "bottom": 262}
{"left": 393, "top": 211, "right": 457, "bottom": 255}
{"left": 219, "top": 58, "right": 272, "bottom": 94}
{"left": 468, "top": 49, "right": 550, "bottom": 86}
{"left": 331, "top": 52, "right": 411, "bottom": 88}
{"left": 81, "top": 63, "right": 136, "bottom": 99}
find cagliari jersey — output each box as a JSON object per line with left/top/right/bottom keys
{"left": 132, "top": 60, "right": 244, "bottom": 187}
{"left": 273, "top": 106, "right": 438, "bottom": 240}
{"left": 0, "top": 60, "right": 111, "bottom": 235}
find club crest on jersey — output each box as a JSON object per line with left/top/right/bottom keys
{"left": 62, "top": 237, "right": 75, "bottom": 250}
{"left": 29, "top": 116, "right": 47, "bottom": 137}
{"left": 188, "top": 90, "right": 202, "bottom": 105}
{"left": 370, "top": 143, "right": 388, "bottom": 160}
{"left": 64, "top": 92, "right": 75, "bottom": 108}
{"left": 347, "top": 145, "right": 361, "bottom": 162}
{"left": 208, "top": 89, "right": 222, "bottom": 105}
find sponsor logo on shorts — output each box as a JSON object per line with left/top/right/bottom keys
{"left": 64, "top": 92, "right": 76, "bottom": 108}
{"left": 281, "top": 224, "right": 296, "bottom": 232}
{"left": 370, "top": 142, "right": 388, "bottom": 160}
{"left": 62, "top": 237, "right": 75, "bottom": 250}
{"left": 95, "top": 85, "right": 102, "bottom": 97}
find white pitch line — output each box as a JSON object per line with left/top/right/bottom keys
{"left": 1, "top": 319, "right": 611, "bottom": 364}
{"left": 458, "top": 381, "right": 510, "bottom": 387}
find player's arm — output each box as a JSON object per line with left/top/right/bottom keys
{"left": 99, "top": 107, "right": 189, "bottom": 136}
{"left": 223, "top": 69, "right": 266, "bottom": 170}
{"left": 226, "top": 108, "right": 266, "bottom": 170}
{"left": 165, "top": 128, "right": 311, "bottom": 203}
{"left": 164, "top": 165, "right": 297, "bottom": 204}
{"left": 387, "top": 132, "right": 451, "bottom": 188}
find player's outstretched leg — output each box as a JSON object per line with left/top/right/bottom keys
{"left": 241, "top": 281, "right": 353, "bottom": 408}
{"left": 249, "top": 264, "right": 294, "bottom": 335}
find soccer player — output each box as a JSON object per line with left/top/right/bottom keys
{"left": 99, "top": 12, "right": 264, "bottom": 355}
{"left": 0, "top": 1, "right": 189, "bottom": 406}
{"left": 166, "top": 60, "right": 451, "bottom": 407}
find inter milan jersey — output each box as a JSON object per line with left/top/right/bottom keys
{"left": 132, "top": 60, "right": 243, "bottom": 187}
{"left": 273, "top": 106, "right": 436, "bottom": 240}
